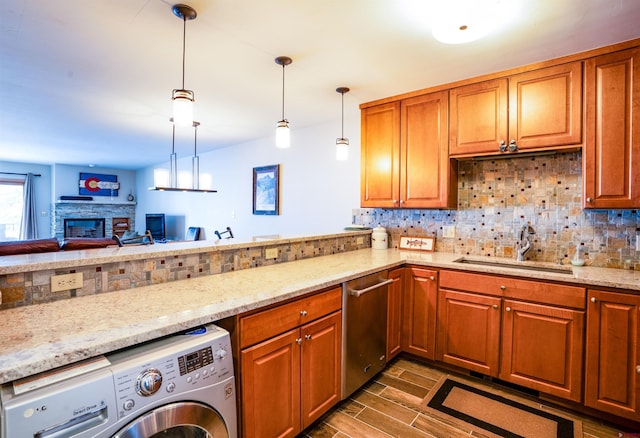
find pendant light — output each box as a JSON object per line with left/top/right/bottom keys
{"left": 335, "top": 87, "right": 350, "bottom": 161}
{"left": 171, "top": 4, "right": 197, "bottom": 127}
{"left": 149, "top": 119, "right": 217, "bottom": 193}
{"left": 275, "top": 56, "right": 292, "bottom": 148}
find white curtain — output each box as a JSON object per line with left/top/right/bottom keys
{"left": 19, "top": 173, "right": 38, "bottom": 240}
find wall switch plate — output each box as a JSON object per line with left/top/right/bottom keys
{"left": 443, "top": 225, "right": 456, "bottom": 238}
{"left": 265, "top": 248, "right": 278, "bottom": 259}
{"left": 51, "top": 272, "right": 83, "bottom": 292}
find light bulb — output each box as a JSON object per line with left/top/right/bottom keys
{"left": 336, "top": 138, "right": 349, "bottom": 161}
{"left": 276, "top": 120, "right": 290, "bottom": 148}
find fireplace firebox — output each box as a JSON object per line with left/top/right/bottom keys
{"left": 64, "top": 218, "right": 106, "bottom": 238}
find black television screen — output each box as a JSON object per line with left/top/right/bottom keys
{"left": 145, "top": 214, "right": 166, "bottom": 241}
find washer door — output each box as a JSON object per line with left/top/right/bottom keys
{"left": 112, "top": 402, "right": 228, "bottom": 438}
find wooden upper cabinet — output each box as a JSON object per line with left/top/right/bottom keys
{"left": 361, "top": 92, "right": 456, "bottom": 209}
{"left": 583, "top": 47, "right": 640, "bottom": 209}
{"left": 361, "top": 102, "right": 400, "bottom": 208}
{"left": 401, "top": 92, "right": 457, "bottom": 209}
{"left": 449, "top": 62, "right": 583, "bottom": 157}
{"left": 449, "top": 78, "right": 508, "bottom": 156}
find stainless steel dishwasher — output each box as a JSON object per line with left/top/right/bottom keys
{"left": 341, "top": 270, "right": 392, "bottom": 399}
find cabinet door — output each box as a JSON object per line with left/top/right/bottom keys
{"left": 584, "top": 48, "right": 640, "bottom": 209}
{"left": 241, "top": 329, "right": 301, "bottom": 438}
{"left": 508, "top": 62, "right": 583, "bottom": 151}
{"left": 386, "top": 268, "right": 404, "bottom": 361}
{"left": 402, "top": 267, "right": 438, "bottom": 359}
{"left": 301, "top": 311, "right": 342, "bottom": 429}
{"left": 361, "top": 102, "right": 401, "bottom": 207}
{"left": 500, "top": 300, "right": 584, "bottom": 402}
{"left": 585, "top": 290, "right": 640, "bottom": 421}
{"left": 449, "top": 78, "right": 508, "bottom": 156}
{"left": 401, "top": 91, "right": 457, "bottom": 208}
{"left": 437, "top": 289, "right": 501, "bottom": 376}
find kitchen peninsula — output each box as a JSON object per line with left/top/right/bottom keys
{"left": 0, "top": 236, "right": 637, "bottom": 382}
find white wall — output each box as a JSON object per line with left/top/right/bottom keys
{"left": 52, "top": 164, "right": 136, "bottom": 203}
{"left": 0, "top": 161, "right": 52, "bottom": 239}
{"left": 135, "top": 114, "right": 361, "bottom": 241}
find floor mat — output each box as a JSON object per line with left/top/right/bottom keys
{"left": 421, "top": 375, "right": 582, "bottom": 438}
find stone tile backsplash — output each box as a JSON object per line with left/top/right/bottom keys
{"left": 354, "top": 151, "right": 640, "bottom": 270}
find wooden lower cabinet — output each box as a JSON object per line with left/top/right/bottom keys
{"left": 402, "top": 267, "right": 438, "bottom": 359}
{"left": 386, "top": 268, "right": 404, "bottom": 361}
{"left": 238, "top": 287, "right": 342, "bottom": 438}
{"left": 585, "top": 289, "right": 640, "bottom": 421}
{"left": 436, "top": 270, "right": 586, "bottom": 402}
{"left": 436, "top": 289, "right": 501, "bottom": 376}
{"left": 500, "top": 300, "right": 584, "bottom": 402}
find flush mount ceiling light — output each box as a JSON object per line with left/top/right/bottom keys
{"left": 149, "top": 119, "right": 217, "bottom": 193}
{"left": 275, "top": 56, "right": 292, "bottom": 149}
{"left": 171, "top": 4, "right": 197, "bottom": 127}
{"left": 431, "top": 0, "right": 499, "bottom": 44}
{"left": 335, "top": 87, "right": 350, "bottom": 161}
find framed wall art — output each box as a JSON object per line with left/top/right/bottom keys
{"left": 253, "top": 164, "right": 280, "bottom": 215}
{"left": 79, "top": 172, "right": 120, "bottom": 197}
{"left": 399, "top": 236, "right": 435, "bottom": 252}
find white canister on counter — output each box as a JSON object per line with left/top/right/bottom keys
{"left": 371, "top": 226, "right": 388, "bottom": 250}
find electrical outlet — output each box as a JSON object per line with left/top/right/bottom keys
{"left": 443, "top": 225, "right": 456, "bottom": 238}
{"left": 265, "top": 248, "right": 278, "bottom": 259}
{"left": 51, "top": 272, "right": 83, "bottom": 292}
{"left": 356, "top": 237, "right": 364, "bottom": 245}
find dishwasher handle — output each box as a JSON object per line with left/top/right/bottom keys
{"left": 347, "top": 278, "right": 394, "bottom": 297}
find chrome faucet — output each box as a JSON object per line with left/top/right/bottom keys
{"left": 516, "top": 224, "right": 535, "bottom": 261}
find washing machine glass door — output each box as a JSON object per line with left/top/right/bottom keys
{"left": 113, "top": 402, "right": 228, "bottom": 438}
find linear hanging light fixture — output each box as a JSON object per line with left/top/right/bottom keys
{"left": 171, "top": 4, "right": 197, "bottom": 127}
{"left": 149, "top": 120, "right": 217, "bottom": 193}
{"left": 275, "top": 56, "right": 292, "bottom": 148}
{"left": 335, "top": 87, "right": 350, "bottom": 161}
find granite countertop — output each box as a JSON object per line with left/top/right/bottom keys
{"left": 0, "top": 249, "right": 638, "bottom": 385}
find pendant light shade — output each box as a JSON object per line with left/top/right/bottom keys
{"left": 335, "top": 87, "right": 350, "bottom": 161}
{"left": 171, "top": 4, "right": 197, "bottom": 126}
{"left": 275, "top": 56, "right": 292, "bottom": 148}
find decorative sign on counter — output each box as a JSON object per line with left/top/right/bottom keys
{"left": 399, "top": 236, "right": 435, "bottom": 252}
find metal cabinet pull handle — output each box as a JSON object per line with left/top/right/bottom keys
{"left": 305, "top": 334, "right": 312, "bottom": 341}
{"left": 500, "top": 285, "right": 506, "bottom": 290}
{"left": 300, "top": 310, "right": 308, "bottom": 316}
{"left": 348, "top": 278, "right": 394, "bottom": 297}
{"left": 499, "top": 140, "right": 507, "bottom": 152}
{"left": 509, "top": 139, "right": 518, "bottom": 152}
{"left": 296, "top": 338, "right": 302, "bottom": 345}
{"left": 586, "top": 197, "right": 593, "bottom": 203}
{"left": 636, "top": 365, "right": 640, "bottom": 374}
{"left": 590, "top": 297, "right": 597, "bottom": 303}
{"left": 492, "top": 304, "right": 499, "bottom": 310}
{"left": 429, "top": 276, "right": 435, "bottom": 281}
{"left": 505, "top": 307, "right": 512, "bottom": 312}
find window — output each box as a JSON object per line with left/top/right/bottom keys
{"left": 0, "top": 179, "right": 24, "bottom": 241}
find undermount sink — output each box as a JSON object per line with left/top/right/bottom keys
{"left": 453, "top": 257, "right": 573, "bottom": 275}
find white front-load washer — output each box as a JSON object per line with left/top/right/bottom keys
{"left": 0, "top": 324, "right": 237, "bottom": 438}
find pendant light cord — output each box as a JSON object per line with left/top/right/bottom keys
{"left": 281, "top": 64, "right": 286, "bottom": 120}
{"left": 181, "top": 17, "right": 187, "bottom": 89}
{"left": 341, "top": 92, "right": 345, "bottom": 138}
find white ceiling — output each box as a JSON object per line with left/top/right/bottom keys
{"left": 1, "top": 0, "right": 639, "bottom": 170}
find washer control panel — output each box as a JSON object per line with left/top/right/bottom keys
{"left": 107, "top": 325, "right": 233, "bottom": 420}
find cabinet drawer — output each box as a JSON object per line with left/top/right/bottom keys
{"left": 240, "top": 286, "right": 342, "bottom": 348}
{"left": 440, "top": 270, "right": 585, "bottom": 309}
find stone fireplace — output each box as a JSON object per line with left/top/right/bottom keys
{"left": 52, "top": 202, "right": 135, "bottom": 240}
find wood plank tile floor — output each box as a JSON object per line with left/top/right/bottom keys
{"left": 298, "top": 356, "right": 626, "bottom": 438}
